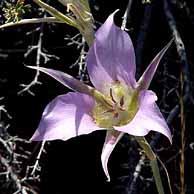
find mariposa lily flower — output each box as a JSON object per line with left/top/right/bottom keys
{"left": 29, "top": 11, "right": 172, "bottom": 181}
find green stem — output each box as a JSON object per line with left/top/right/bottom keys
{"left": 0, "top": 17, "right": 61, "bottom": 29}
{"left": 135, "top": 137, "right": 165, "bottom": 194}
{"left": 150, "top": 159, "right": 165, "bottom": 194}
{"left": 33, "top": 0, "right": 94, "bottom": 46}
{"left": 32, "top": 0, "right": 78, "bottom": 28}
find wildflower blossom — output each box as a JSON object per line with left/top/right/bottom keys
{"left": 30, "top": 11, "right": 172, "bottom": 181}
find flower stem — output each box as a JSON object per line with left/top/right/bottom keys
{"left": 0, "top": 17, "right": 61, "bottom": 29}
{"left": 150, "top": 159, "right": 165, "bottom": 194}
{"left": 32, "top": 0, "right": 78, "bottom": 27}
{"left": 135, "top": 137, "right": 165, "bottom": 194}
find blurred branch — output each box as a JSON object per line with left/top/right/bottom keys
{"left": 163, "top": 2, "right": 191, "bottom": 193}
{"left": 135, "top": 3, "right": 153, "bottom": 77}
{"left": 126, "top": 154, "right": 145, "bottom": 194}
{"left": 163, "top": 0, "right": 190, "bottom": 94}
{"left": 121, "top": 0, "right": 133, "bottom": 31}
{"left": 170, "top": 0, "right": 194, "bottom": 25}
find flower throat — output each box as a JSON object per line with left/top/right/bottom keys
{"left": 92, "top": 81, "right": 138, "bottom": 128}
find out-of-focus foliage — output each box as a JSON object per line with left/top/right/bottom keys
{"left": 2, "top": 0, "right": 31, "bottom": 23}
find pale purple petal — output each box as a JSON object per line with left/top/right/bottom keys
{"left": 31, "top": 92, "right": 102, "bottom": 141}
{"left": 115, "top": 90, "right": 172, "bottom": 143}
{"left": 137, "top": 39, "right": 174, "bottom": 90}
{"left": 87, "top": 11, "right": 137, "bottom": 93}
{"left": 101, "top": 130, "right": 124, "bottom": 181}
{"left": 28, "top": 66, "right": 94, "bottom": 95}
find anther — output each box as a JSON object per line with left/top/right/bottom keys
{"left": 110, "top": 88, "right": 117, "bottom": 103}
{"left": 120, "top": 96, "right": 124, "bottom": 107}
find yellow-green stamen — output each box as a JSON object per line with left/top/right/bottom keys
{"left": 92, "top": 81, "right": 138, "bottom": 128}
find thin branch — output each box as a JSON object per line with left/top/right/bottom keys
{"left": 0, "top": 154, "right": 21, "bottom": 192}
{"left": 179, "top": 60, "right": 186, "bottom": 194}
{"left": 64, "top": 33, "right": 83, "bottom": 49}
{"left": 0, "top": 97, "right": 12, "bottom": 119}
{"left": 18, "top": 12, "right": 59, "bottom": 96}
{"left": 157, "top": 156, "right": 173, "bottom": 194}
{"left": 30, "top": 141, "right": 46, "bottom": 176}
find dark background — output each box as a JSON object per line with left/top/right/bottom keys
{"left": 0, "top": 0, "right": 194, "bottom": 194}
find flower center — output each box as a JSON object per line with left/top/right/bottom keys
{"left": 92, "top": 81, "right": 138, "bottom": 128}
